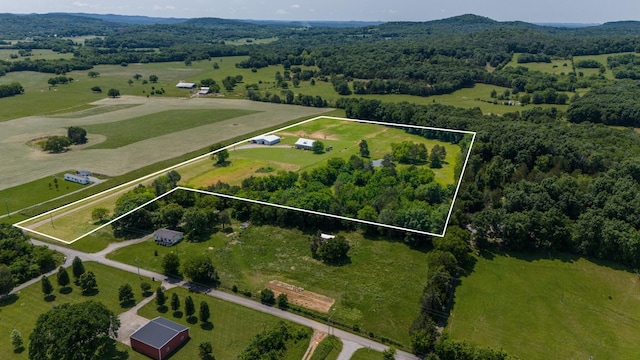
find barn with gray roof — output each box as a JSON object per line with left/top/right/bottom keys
{"left": 130, "top": 317, "right": 189, "bottom": 360}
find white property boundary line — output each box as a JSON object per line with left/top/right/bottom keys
{"left": 14, "top": 116, "right": 476, "bottom": 243}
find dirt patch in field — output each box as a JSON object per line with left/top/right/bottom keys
{"left": 302, "top": 331, "right": 328, "bottom": 360}
{"left": 309, "top": 131, "right": 339, "bottom": 140}
{"left": 276, "top": 130, "right": 338, "bottom": 141}
{"left": 267, "top": 280, "right": 335, "bottom": 313}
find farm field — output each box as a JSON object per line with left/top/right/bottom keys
{"left": 0, "top": 96, "right": 330, "bottom": 190}
{"left": 136, "top": 287, "right": 311, "bottom": 360}
{"left": 181, "top": 116, "right": 463, "bottom": 189}
{"left": 573, "top": 52, "right": 632, "bottom": 80}
{"left": 446, "top": 253, "right": 640, "bottom": 360}
{"left": 0, "top": 262, "right": 162, "bottom": 360}
{"left": 0, "top": 49, "right": 74, "bottom": 62}
{"left": 107, "top": 224, "right": 431, "bottom": 347}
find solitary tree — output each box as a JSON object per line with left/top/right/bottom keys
{"left": 185, "top": 295, "right": 195, "bottom": 320}
{"left": 133, "top": 74, "right": 142, "bottom": 80}
{"left": 276, "top": 293, "right": 289, "bottom": 310}
{"left": 171, "top": 293, "right": 180, "bottom": 313}
{"left": 72, "top": 256, "right": 85, "bottom": 280}
{"left": 107, "top": 88, "right": 120, "bottom": 98}
{"left": 382, "top": 346, "right": 396, "bottom": 360}
{"left": 215, "top": 149, "right": 229, "bottom": 166}
{"left": 199, "top": 341, "right": 214, "bottom": 360}
{"left": 56, "top": 266, "right": 70, "bottom": 289}
{"left": 260, "top": 288, "right": 275, "bottom": 305}
{"left": 156, "top": 287, "right": 167, "bottom": 308}
{"left": 10, "top": 328, "right": 23, "bottom": 352}
{"left": 182, "top": 255, "right": 218, "bottom": 285}
{"left": 162, "top": 253, "right": 180, "bottom": 276}
{"left": 0, "top": 264, "right": 14, "bottom": 297}
{"left": 359, "top": 139, "right": 370, "bottom": 158}
{"left": 127, "top": 79, "right": 134, "bottom": 86}
{"left": 149, "top": 75, "right": 159, "bottom": 83}
{"left": 67, "top": 126, "right": 87, "bottom": 144}
{"left": 311, "top": 140, "right": 325, "bottom": 154}
{"left": 140, "top": 282, "right": 152, "bottom": 296}
{"left": 218, "top": 211, "right": 230, "bottom": 230}
{"left": 118, "top": 284, "right": 135, "bottom": 305}
{"left": 78, "top": 271, "right": 97, "bottom": 295}
{"left": 87, "top": 71, "right": 100, "bottom": 78}
{"left": 41, "top": 275, "right": 54, "bottom": 299}
{"left": 91, "top": 207, "right": 110, "bottom": 223}
{"left": 199, "top": 301, "right": 210, "bottom": 324}
{"left": 29, "top": 301, "right": 120, "bottom": 360}
{"left": 91, "top": 86, "right": 102, "bottom": 93}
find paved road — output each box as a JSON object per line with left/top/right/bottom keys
{"left": 24, "top": 239, "right": 418, "bottom": 360}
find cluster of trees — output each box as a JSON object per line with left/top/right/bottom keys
{"left": 245, "top": 88, "right": 328, "bottom": 107}
{"left": 567, "top": 80, "right": 640, "bottom": 126}
{"left": 309, "top": 233, "right": 351, "bottom": 264}
{"left": 0, "top": 224, "right": 56, "bottom": 292}
{"left": 516, "top": 53, "right": 552, "bottom": 63}
{"left": 0, "top": 82, "right": 23, "bottom": 98}
{"left": 41, "top": 126, "right": 88, "bottom": 153}
{"left": 161, "top": 252, "right": 220, "bottom": 286}
{"left": 237, "top": 322, "right": 310, "bottom": 360}
{"left": 47, "top": 75, "right": 73, "bottom": 86}
{"left": 607, "top": 53, "right": 640, "bottom": 79}
{"left": 339, "top": 97, "right": 640, "bottom": 268}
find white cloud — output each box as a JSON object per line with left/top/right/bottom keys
{"left": 291, "top": 4, "right": 300, "bottom": 8}
{"left": 72, "top": 2, "right": 89, "bottom": 8}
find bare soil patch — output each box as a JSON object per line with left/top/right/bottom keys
{"left": 267, "top": 280, "right": 335, "bottom": 313}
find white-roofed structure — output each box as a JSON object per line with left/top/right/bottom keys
{"left": 295, "top": 138, "right": 316, "bottom": 150}
{"left": 176, "top": 82, "right": 196, "bottom": 89}
{"left": 249, "top": 135, "right": 281, "bottom": 145}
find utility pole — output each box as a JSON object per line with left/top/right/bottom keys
{"left": 3, "top": 198, "right": 9, "bottom": 218}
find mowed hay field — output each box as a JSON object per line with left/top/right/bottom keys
{"left": 446, "top": 253, "right": 640, "bottom": 360}
{"left": 181, "top": 116, "right": 463, "bottom": 189}
{"left": 0, "top": 96, "right": 330, "bottom": 190}
{"left": 108, "top": 225, "right": 431, "bottom": 347}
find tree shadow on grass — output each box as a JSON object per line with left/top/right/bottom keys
{"left": 157, "top": 305, "right": 168, "bottom": 313}
{"left": 0, "top": 294, "right": 18, "bottom": 307}
{"left": 200, "top": 322, "right": 214, "bottom": 331}
{"left": 120, "top": 300, "right": 136, "bottom": 309}
{"left": 172, "top": 311, "right": 183, "bottom": 319}
{"left": 186, "top": 316, "right": 198, "bottom": 324}
{"left": 59, "top": 286, "right": 73, "bottom": 294}
{"left": 99, "top": 339, "right": 129, "bottom": 360}
{"left": 82, "top": 288, "right": 99, "bottom": 297}
{"left": 44, "top": 294, "right": 56, "bottom": 302}
{"left": 13, "top": 346, "right": 25, "bottom": 354}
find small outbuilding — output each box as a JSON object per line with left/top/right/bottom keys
{"left": 130, "top": 317, "right": 190, "bottom": 360}
{"left": 249, "top": 135, "right": 281, "bottom": 145}
{"left": 63, "top": 173, "right": 90, "bottom": 185}
{"left": 295, "top": 138, "right": 316, "bottom": 150}
{"left": 176, "top": 82, "right": 196, "bottom": 89}
{"left": 198, "top": 87, "right": 210, "bottom": 95}
{"left": 154, "top": 228, "right": 183, "bottom": 246}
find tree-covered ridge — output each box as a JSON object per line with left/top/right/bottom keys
{"left": 567, "top": 80, "right": 640, "bottom": 126}
{"left": 0, "top": 13, "right": 129, "bottom": 38}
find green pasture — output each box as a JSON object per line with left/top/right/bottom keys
{"left": 0, "top": 262, "right": 162, "bottom": 360}
{"left": 310, "top": 336, "right": 342, "bottom": 360}
{"left": 572, "top": 52, "right": 630, "bottom": 80}
{"left": 82, "top": 108, "right": 258, "bottom": 149}
{"left": 0, "top": 171, "right": 88, "bottom": 215}
{"left": 0, "top": 49, "right": 74, "bottom": 62}
{"left": 505, "top": 54, "right": 573, "bottom": 74}
{"left": 107, "top": 224, "right": 431, "bottom": 347}
{"left": 136, "top": 287, "right": 310, "bottom": 360}
{"left": 446, "top": 253, "right": 640, "bottom": 360}
{"left": 351, "top": 348, "right": 384, "bottom": 359}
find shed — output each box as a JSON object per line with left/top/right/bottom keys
{"left": 198, "top": 87, "right": 210, "bottom": 95}
{"left": 63, "top": 173, "right": 90, "bottom": 185}
{"left": 295, "top": 138, "right": 316, "bottom": 150}
{"left": 249, "top": 135, "right": 281, "bottom": 145}
{"left": 176, "top": 82, "right": 196, "bottom": 89}
{"left": 77, "top": 170, "right": 91, "bottom": 177}
{"left": 130, "top": 317, "right": 189, "bottom": 360}
{"left": 154, "top": 228, "right": 183, "bottom": 246}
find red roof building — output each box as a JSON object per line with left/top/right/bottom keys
{"left": 130, "top": 317, "right": 189, "bottom": 360}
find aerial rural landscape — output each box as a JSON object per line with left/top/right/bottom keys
{"left": 0, "top": 3, "right": 640, "bottom": 360}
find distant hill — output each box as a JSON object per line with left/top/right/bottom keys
{"left": 67, "top": 13, "right": 188, "bottom": 25}
{"left": 0, "top": 13, "right": 129, "bottom": 38}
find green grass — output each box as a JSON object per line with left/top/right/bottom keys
{"left": 0, "top": 171, "right": 90, "bottom": 214}
{"left": 82, "top": 109, "right": 258, "bottom": 149}
{"left": 505, "top": 54, "right": 573, "bottom": 75}
{"left": 107, "top": 224, "right": 431, "bottom": 347}
{"left": 572, "top": 53, "right": 632, "bottom": 80}
{"left": 0, "top": 262, "right": 162, "bottom": 360}
{"left": 0, "top": 49, "right": 74, "bottom": 62}
{"left": 136, "top": 287, "right": 310, "bottom": 360}
{"left": 310, "top": 336, "right": 343, "bottom": 360}
{"left": 351, "top": 347, "right": 384, "bottom": 359}
{"left": 446, "top": 252, "right": 640, "bottom": 360}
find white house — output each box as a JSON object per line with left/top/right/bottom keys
{"left": 249, "top": 135, "right": 281, "bottom": 145}
{"left": 154, "top": 229, "right": 184, "bottom": 246}
{"left": 63, "top": 173, "right": 90, "bottom": 185}
{"left": 295, "top": 138, "right": 316, "bottom": 150}
{"left": 198, "top": 87, "right": 210, "bottom": 95}
{"left": 176, "top": 82, "right": 196, "bottom": 89}
{"left": 320, "top": 233, "right": 335, "bottom": 240}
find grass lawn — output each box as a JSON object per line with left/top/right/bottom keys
{"left": 310, "top": 336, "right": 343, "bottom": 360}
{"left": 0, "top": 171, "right": 88, "bottom": 214}
{"left": 107, "top": 224, "right": 431, "bottom": 347}
{"left": 0, "top": 262, "right": 162, "bottom": 360}
{"left": 351, "top": 347, "right": 384, "bottom": 359}
{"left": 136, "top": 287, "right": 311, "bottom": 360}
{"left": 446, "top": 252, "right": 640, "bottom": 360}
{"left": 82, "top": 108, "right": 258, "bottom": 149}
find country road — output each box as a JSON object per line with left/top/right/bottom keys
{"left": 21, "top": 239, "right": 419, "bottom": 360}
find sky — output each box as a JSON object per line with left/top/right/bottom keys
{"left": 2, "top": 0, "right": 639, "bottom": 23}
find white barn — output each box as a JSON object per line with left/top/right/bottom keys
{"left": 295, "top": 138, "right": 316, "bottom": 150}
{"left": 249, "top": 135, "right": 281, "bottom": 145}
{"left": 63, "top": 173, "right": 90, "bottom": 185}
{"left": 154, "top": 229, "right": 184, "bottom": 246}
